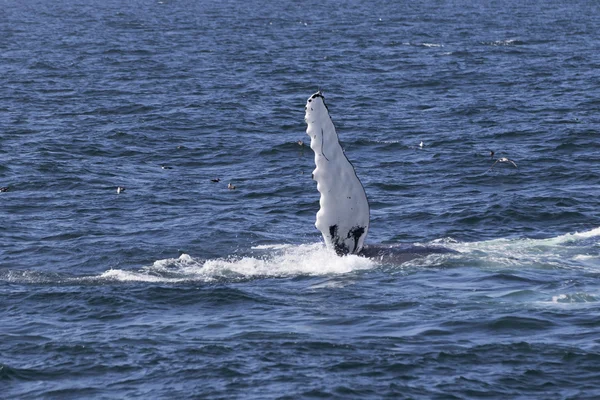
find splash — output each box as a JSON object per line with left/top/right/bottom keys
{"left": 98, "top": 243, "right": 376, "bottom": 283}
{"left": 3, "top": 228, "right": 599, "bottom": 286}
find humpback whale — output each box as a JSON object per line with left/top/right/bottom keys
{"left": 304, "top": 91, "right": 455, "bottom": 263}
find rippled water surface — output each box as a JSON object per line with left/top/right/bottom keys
{"left": 2, "top": 0, "right": 600, "bottom": 398}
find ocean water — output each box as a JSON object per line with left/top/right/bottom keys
{"left": 2, "top": 0, "right": 600, "bottom": 398}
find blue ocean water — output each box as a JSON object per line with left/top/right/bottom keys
{"left": 2, "top": 0, "right": 600, "bottom": 398}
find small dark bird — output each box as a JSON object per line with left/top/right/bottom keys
{"left": 0, "top": 187, "right": 9, "bottom": 192}
{"left": 298, "top": 140, "right": 304, "bottom": 146}
{"left": 210, "top": 178, "right": 220, "bottom": 183}
{"left": 489, "top": 150, "right": 495, "bottom": 158}
{"left": 161, "top": 165, "right": 172, "bottom": 170}
{"left": 228, "top": 183, "right": 236, "bottom": 190}
{"left": 489, "top": 157, "right": 518, "bottom": 171}
{"left": 117, "top": 186, "right": 126, "bottom": 194}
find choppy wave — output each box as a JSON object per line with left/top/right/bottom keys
{"left": 4, "top": 0, "right": 600, "bottom": 397}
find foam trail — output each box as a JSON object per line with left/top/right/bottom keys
{"left": 93, "top": 227, "right": 600, "bottom": 283}
{"left": 438, "top": 226, "right": 600, "bottom": 270}
{"left": 97, "top": 244, "right": 376, "bottom": 283}
{"left": 4, "top": 229, "right": 598, "bottom": 285}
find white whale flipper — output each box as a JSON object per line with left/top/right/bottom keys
{"left": 304, "top": 92, "right": 369, "bottom": 255}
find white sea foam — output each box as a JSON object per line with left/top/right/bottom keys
{"left": 251, "top": 244, "right": 290, "bottom": 250}
{"left": 442, "top": 227, "right": 600, "bottom": 270}
{"left": 551, "top": 293, "right": 597, "bottom": 304}
{"left": 97, "top": 243, "right": 376, "bottom": 283}
{"left": 402, "top": 42, "right": 444, "bottom": 48}
{"left": 15, "top": 227, "right": 593, "bottom": 286}
{"left": 484, "top": 39, "right": 520, "bottom": 46}
{"left": 99, "top": 268, "right": 174, "bottom": 283}
{"left": 553, "top": 226, "right": 600, "bottom": 242}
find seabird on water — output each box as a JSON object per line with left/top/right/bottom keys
{"left": 117, "top": 186, "right": 126, "bottom": 194}
{"left": 228, "top": 183, "right": 236, "bottom": 190}
{"left": 211, "top": 178, "right": 220, "bottom": 183}
{"left": 0, "top": 187, "right": 9, "bottom": 192}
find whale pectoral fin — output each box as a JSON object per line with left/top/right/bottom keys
{"left": 329, "top": 225, "right": 339, "bottom": 240}
{"left": 329, "top": 225, "right": 345, "bottom": 255}
{"left": 328, "top": 224, "right": 367, "bottom": 256}
{"left": 329, "top": 224, "right": 348, "bottom": 256}
{"left": 306, "top": 92, "right": 370, "bottom": 256}
{"left": 348, "top": 226, "right": 366, "bottom": 254}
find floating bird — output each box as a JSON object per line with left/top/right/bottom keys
{"left": 160, "top": 165, "right": 172, "bottom": 170}
{"left": 228, "top": 182, "right": 236, "bottom": 190}
{"left": 0, "top": 187, "right": 9, "bottom": 192}
{"left": 298, "top": 140, "right": 304, "bottom": 146}
{"left": 489, "top": 157, "right": 518, "bottom": 171}
{"left": 419, "top": 141, "right": 424, "bottom": 148}
{"left": 117, "top": 186, "right": 126, "bottom": 194}
{"left": 489, "top": 150, "right": 495, "bottom": 158}
{"left": 211, "top": 178, "right": 220, "bottom": 183}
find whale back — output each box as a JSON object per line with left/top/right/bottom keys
{"left": 304, "top": 92, "right": 369, "bottom": 255}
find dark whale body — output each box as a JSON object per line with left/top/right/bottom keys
{"left": 359, "top": 244, "right": 457, "bottom": 264}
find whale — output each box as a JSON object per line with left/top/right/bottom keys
{"left": 304, "top": 91, "right": 455, "bottom": 263}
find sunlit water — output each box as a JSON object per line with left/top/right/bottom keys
{"left": 2, "top": 0, "right": 600, "bottom": 398}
